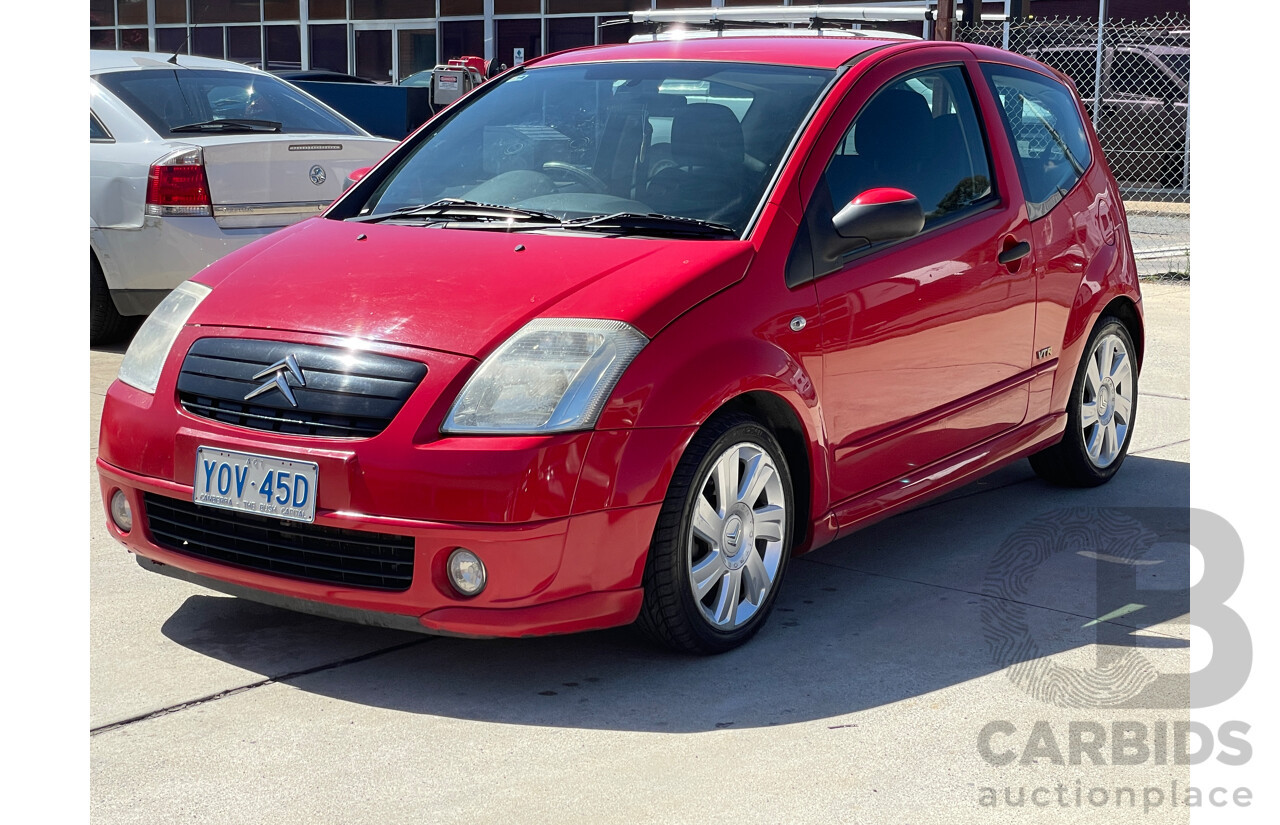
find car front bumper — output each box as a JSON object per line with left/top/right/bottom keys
{"left": 95, "top": 333, "right": 693, "bottom": 637}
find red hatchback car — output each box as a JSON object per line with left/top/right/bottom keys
{"left": 97, "top": 35, "right": 1141, "bottom": 654}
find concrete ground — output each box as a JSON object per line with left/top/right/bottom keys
{"left": 90, "top": 283, "right": 1191, "bottom": 824}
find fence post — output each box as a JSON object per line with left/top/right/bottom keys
{"left": 1092, "top": 0, "right": 1107, "bottom": 127}
{"left": 1182, "top": 78, "right": 1191, "bottom": 191}
{"left": 936, "top": 0, "right": 955, "bottom": 41}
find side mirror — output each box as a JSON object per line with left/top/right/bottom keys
{"left": 832, "top": 187, "right": 925, "bottom": 248}
{"left": 345, "top": 167, "right": 372, "bottom": 189}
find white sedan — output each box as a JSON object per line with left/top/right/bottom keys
{"left": 90, "top": 50, "right": 396, "bottom": 344}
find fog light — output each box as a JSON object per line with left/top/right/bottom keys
{"left": 110, "top": 490, "right": 133, "bottom": 533}
{"left": 447, "top": 548, "right": 486, "bottom": 597}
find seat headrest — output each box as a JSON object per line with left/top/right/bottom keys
{"left": 854, "top": 88, "right": 934, "bottom": 160}
{"left": 671, "top": 103, "right": 744, "bottom": 169}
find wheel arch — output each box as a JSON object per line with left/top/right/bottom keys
{"left": 713, "top": 390, "right": 816, "bottom": 554}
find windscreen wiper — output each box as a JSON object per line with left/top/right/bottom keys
{"left": 171, "top": 118, "right": 283, "bottom": 133}
{"left": 349, "top": 198, "right": 562, "bottom": 226}
{"left": 561, "top": 212, "right": 738, "bottom": 239}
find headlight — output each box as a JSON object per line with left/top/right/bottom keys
{"left": 118, "top": 281, "right": 211, "bottom": 394}
{"left": 442, "top": 319, "right": 648, "bottom": 434}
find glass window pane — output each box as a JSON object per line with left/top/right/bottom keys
{"left": 547, "top": 17, "right": 594, "bottom": 54}
{"left": 494, "top": 18, "right": 541, "bottom": 69}
{"left": 90, "top": 29, "right": 117, "bottom": 49}
{"left": 95, "top": 68, "right": 362, "bottom": 135}
{"left": 91, "top": 0, "right": 115, "bottom": 26}
{"left": 439, "top": 20, "right": 483, "bottom": 61}
{"left": 228, "top": 26, "right": 264, "bottom": 65}
{"left": 598, "top": 17, "right": 635, "bottom": 45}
{"left": 267, "top": 25, "right": 302, "bottom": 68}
{"left": 983, "top": 64, "right": 1092, "bottom": 220}
{"left": 353, "top": 0, "right": 425, "bottom": 18}
{"left": 156, "top": 28, "right": 191, "bottom": 55}
{"left": 310, "top": 0, "right": 346, "bottom": 19}
{"left": 548, "top": 0, "right": 627, "bottom": 12}
{"left": 201, "top": 1, "right": 262, "bottom": 24}
{"left": 119, "top": 28, "right": 149, "bottom": 51}
{"left": 310, "top": 24, "right": 350, "bottom": 74}
{"left": 827, "top": 66, "right": 993, "bottom": 227}
{"left": 397, "top": 29, "right": 438, "bottom": 80}
{"left": 355, "top": 29, "right": 393, "bottom": 83}
{"left": 495, "top": 0, "right": 540, "bottom": 14}
{"left": 91, "top": 112, "right": 113, "bottom": 140}
{"left": 362, "top": 61, "right": 833, "bottom": 234}
{"left": 440, "top": 0, "right": 484, "bottom": 16}
{"left": 156, "top": 0, "right": 187, "bottom": 24}
{"left": 265, "top": 0, "right": 300, "bottom": 21}
{"left": 117, "top": 0, "right": 146, "bottom": 26}
{"left": 193, "top": 27, "right": 226, "bottom": 58}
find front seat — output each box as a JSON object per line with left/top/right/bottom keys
{"left": 646, "top": 103, "right": 745, "bottom": 220}
{"left": 848, "top": 88, "right": 941, "bottom": 214}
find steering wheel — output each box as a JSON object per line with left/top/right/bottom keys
{"left": 542, "top": 161, "right": 609, "bottom": 193}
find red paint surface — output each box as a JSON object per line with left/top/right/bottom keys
{"left": 97, "top": 38, "right": 1141, "bottom": 638}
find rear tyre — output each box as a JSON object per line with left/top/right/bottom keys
{"left": 1030, "top": 316, "right": 1138, "bottom": 487}
{"left": 91, "top": 254, "right": 128, "bottom": 346}
{"left": 636, "top": 413, "right": 794, "bottom": 654}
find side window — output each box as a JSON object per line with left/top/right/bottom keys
{"left": 90, "top": 111, "right": 113, "bottom": 142}
{"left": 1031, "top": 49, "right": 1096, "bottom": 99}
{"left": 823, "top": 65, "right": 994, "bottom": 230}
{"left": 983, "top": 64, "right": 1093, "bottom": 221}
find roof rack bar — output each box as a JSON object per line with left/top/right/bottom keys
{"left": 629, "top": 5, "right": 1009, "bottom": 26}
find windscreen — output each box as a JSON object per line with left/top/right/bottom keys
{"left": 355, "top": 61, "right": 835, "bottom": 235}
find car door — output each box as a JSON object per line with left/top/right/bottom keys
{"left": 792, "top": 50, "right": 1037, "bottom": 509}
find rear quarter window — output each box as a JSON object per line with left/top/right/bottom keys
{"left": 982, "top": 64, "right": 1093, "bottom": 221}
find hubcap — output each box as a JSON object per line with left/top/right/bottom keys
{"left": 688, "top": 442, "right": 787, "bottom": 630}
{"left": 1079, "top": 332, "right": 1134, "bottom": 468}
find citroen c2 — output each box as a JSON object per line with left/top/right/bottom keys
{"left": 97, "top": 35, "right": 1142, "bottom": 654}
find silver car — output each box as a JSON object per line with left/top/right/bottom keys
{"left": 90, "top": 50, "right": 396, "bottom": 344}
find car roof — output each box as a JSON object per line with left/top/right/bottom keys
{"left": 533, "top": 35, "right": 905, "bottom": 70}
{"left": 90, "top": 49, "right": 265, "bottom": 75}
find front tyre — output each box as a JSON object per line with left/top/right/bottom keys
{"left": 1030, "top": 316, "right": 1138, "bottom": 486}
{"left": 637, "top": 413, "right": 794, "bottom": 654}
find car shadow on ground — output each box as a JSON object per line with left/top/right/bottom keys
{"left": 159, "top": 454, "right": 1190, "bottom": 732}
{"left": 90, "top": 320, "right": 143, "bottom": 354}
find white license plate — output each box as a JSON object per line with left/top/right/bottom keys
{"left": 194, "top": 447, "right": 319, "bottom": 523}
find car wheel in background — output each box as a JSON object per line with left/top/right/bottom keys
{"left": 91, "top": 253, "right": 129, "bottom": 346}
{"left": 637, "top": 413, "right": 794, "bottom": 654}
{"left": 1030, "top": 316, "right": 1138, "bottom": 487}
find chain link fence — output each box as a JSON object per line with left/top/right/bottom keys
{"left": 957, "top": 14, "right": 1190, "bottom": 280}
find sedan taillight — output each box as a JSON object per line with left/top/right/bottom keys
{"left": 145, "top": 147, "right": 213, "bottom": 217}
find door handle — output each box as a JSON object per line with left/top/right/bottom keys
{"left": 998, "top": 240, "right": 1032, "bottom": 266}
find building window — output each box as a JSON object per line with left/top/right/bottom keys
{"left": 310, "top": 24, "right": 350, "bottom": 73}
{"left": 440, "top": 20, "right": 484, "bottom": 61}
{"left": 354, "top": 0, "right": 427, "bottom": 19}
{"left": 547, "top": 17, "right": 595, "bottom": 54}
{"left": 201, "top": 1, "right": 261, "bottom": 24}
{"left": 267, "top": 25, "right": 303, "bottom": 68}
{"left": 228, "top": 25, "right": 264, "bottom": 64}
{"left": 117, "top": 0, "right": 147, "bottom": 26}
{"left": 91, "top": 0, "right": 115, "bottom": 27}
{"left": 265, "top": 0, "right": 301, "bottom": 21}
{"left": 91, "top": 29, "right": 116, "bottom": 49}
{"left": 156, "top": 27, "right": 190, "bottom": 54}
{"left": 156, "top": 0, "right": 187, "bottom": 25}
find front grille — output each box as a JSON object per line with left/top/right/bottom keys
{"left": 177, "top": 338, "right": 427, "bottom": 438}
{"left": 145, "top": 494, "right": 415, "bottom": 591}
